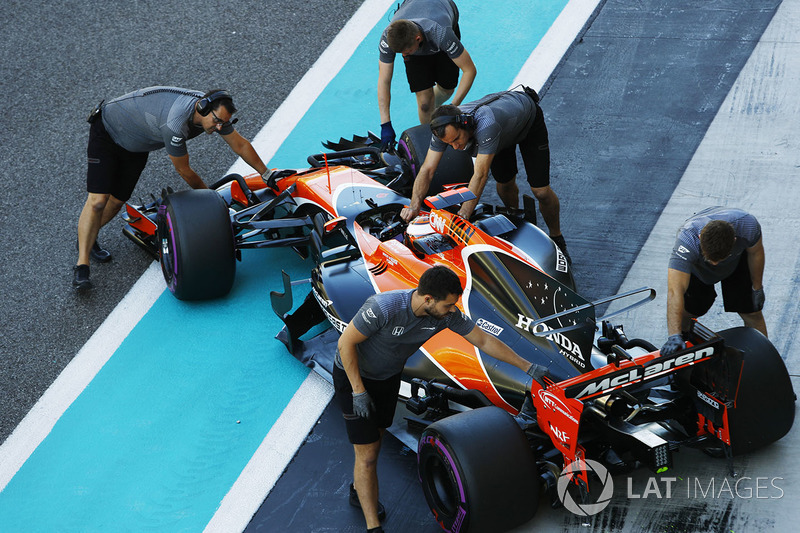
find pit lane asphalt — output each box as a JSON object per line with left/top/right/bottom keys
{"left": 0, "top": 0, "right": 364, "bottom": 445}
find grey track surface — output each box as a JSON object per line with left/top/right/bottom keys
{"left": 0, "top": 0, "right": 363, "bottom": 444}
{"left": 3, "top": 1, "right": 798, "bottom": 532}
{"left": 247, "top": 1, "right": 796, "bottom": 532}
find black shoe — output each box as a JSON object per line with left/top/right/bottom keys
{"left": 77, "top": 239, "right": 113, "bottom": 263}
{"left": 367, "top": 528, "right": 384, "bottom": 533}
{"left": 91, "top": 240, "right": 113, "bottom": 262}
{"left": 73, "top": 265, "right": 91, "bottom": 290}
{"left": 550, "top": 234, "right": 572, "bottom": 265}
{"left": 350, "top": 483, "right": 386, "bottom": 522}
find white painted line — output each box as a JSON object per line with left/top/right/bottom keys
{"left": 0, "top": 0, "right": 396, "bottom": 500}
{"left": 511, "top": 0, "right": 605, "bottom": 92}
{"left": 227, "top": 0, "right": 398, "bottom": 175}
{"left": 0, "top": 262, "right": 165, "bottom": 491}
{"left": 209, "top": 1, "right": 611, "bottom": 528}
{"left": 203, "top": 372, "right": 334, "bottom": 533}
{"left": 607, "top": 0, "right": 800, "bottom": 368}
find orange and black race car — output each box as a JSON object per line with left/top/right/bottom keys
{"left": 122, "top": 127, "right": 795, "bottom": 533}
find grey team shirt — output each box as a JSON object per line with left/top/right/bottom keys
{"left": 335, "top": 289, "right": 474, "bottom": 380}
{"left": 100, "top": 86, "right": 234, "bottom": 156}
{"left": 378, "top": 0, "right": 463, "bottom": 63}
{"left": 430, "top": 90, "right": 536, "bottom": 157}
{"left": 668, "top": 206, "right": 762, "bottom": 285}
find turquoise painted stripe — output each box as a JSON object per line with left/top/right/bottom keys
{"left": 270, "top": 0, "right": 569, "bottom": 167}
{"left": 0, "top": 2, "right": 567, "bottom": 531}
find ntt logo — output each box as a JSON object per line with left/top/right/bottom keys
{"left": 557, "top": 459, "right": 614, "bottom": 516}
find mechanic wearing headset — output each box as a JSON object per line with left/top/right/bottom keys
{"left": 661, "top": 207, "right": 767, "bottom": 355}
{"left": 377, "top": 0, "right": 477, "bottom": 149}
{"left": 74, "top": 87, "right": 269, "bottom": 290}
{"left": 335, "top": 265, "right": 545, "bottom": 533}
{"left": 399, "top": 88, "right": 571, "bottom": 263}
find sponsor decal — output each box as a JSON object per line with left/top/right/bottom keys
{"left": 429, "top": 211, "right": 446, "bottom": 233}
{"left": 475, "top": 318, "right": 503, "bottom": 336}
{"left": 366, "top": 308, "right": 377, "bottom": 319}
{"left": 312, "top": 287, "right": 347, "bottom": 332}
{"left": 555, "top": 247, "right": 568, "bottom": 273}
{"left": 170, "top": 135, "right": 184, "bottom": 145}
{"left": 676, "top": 245, "right": 690, "bottom": 259}
{"left": 392, "top": 326, "right": 405, "bottom": 336}
{"left": 550, "top": 424, "right": 570, "bottom": 445}
{"left": 516, "top": 314, "right": 585, "bottom": 367}
{"left": 537, "top": 389, "right": 579, "bottom": 424}
{"left": 382, "top": 252, "right": 398, "bottom": 266}
{"left": 696, "top": 390, "right": 720, "bottom": 410}
{"left": 569, "top": 346, "right": 716, "bottom": 399}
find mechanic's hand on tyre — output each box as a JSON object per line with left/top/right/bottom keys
{"left": 380, "top": 121, "right": 396, "bottom": 151}
{"left": 660, "top": 334, "right": 685, "bottom": 355}
{"left": 752, "top": 287, "right": 765, "bottom": 311}
{"left": 352, "top": 391, "right": 375, "bottom": 420}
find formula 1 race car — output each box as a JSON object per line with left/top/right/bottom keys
{"left": 122, "top": 126, "right": 795, "bottom": 533}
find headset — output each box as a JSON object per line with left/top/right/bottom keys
{"left": 196, "top": 89, "right": 234, "bottom": 116}
{"left": 429, "top": 92, "right": 508, "bottom": 135}
{"left": 430, "top": 112, "right": 475, "bottom": 132}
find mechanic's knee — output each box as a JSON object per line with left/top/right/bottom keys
{"left": 87, "top": 193, "right": 110, "bottom": 213}
{"left": 418, "top": 100, "right": 433, "bottom": 116}
{"left": 530, "top": 185, "right": 554, "bottom": 202}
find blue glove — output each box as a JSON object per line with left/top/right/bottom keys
{"left": 352, "top": 391, "right": 375, "bottom": 419}
{"left": 380, "top": 121, "right": 396, "bottom": 151}
{"left": 660, "top": 334, "right": 685, "bottom": 355}
{"left": 752, "top": 287, "right": 765, "bottom": 311}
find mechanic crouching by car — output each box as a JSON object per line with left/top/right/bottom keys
{"left": 74, "top": 87, "right": 270, "bottom": 290}
{"left": 377, "top": 0, "right": 477, "bottom": 149}
{"left": 334, "top": 265, "right": 545, "bottom": 532}
{"left": 399, "top": 88, "right": 571, "bottom": 263}
{"left": 661, "top": 206, "right": 767, "bottom": 355}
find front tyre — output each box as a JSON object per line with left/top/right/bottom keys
{"left": 157, "top": 189, "right": 236, "bottom": 300}
{"left": 418, "top": 407, "right": 539, "bottom": 533}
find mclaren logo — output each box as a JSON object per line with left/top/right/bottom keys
{"left": 476, "top": 318, "right": 503, "bottom": 336}
{"left": 570, "top": 346, "right": 716, "bottom": 399}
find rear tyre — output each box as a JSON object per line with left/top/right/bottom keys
{"left": 715, "top": 327, "right": 795, "bottom": 455}
{"left": 398, "top": 125, "right": 474, "bottom": 195}
{"left": 157, "top": 189, "right": 236, "bottom": 300}
{"left": 418, "top": 406, "right": 539, "bottom": 532}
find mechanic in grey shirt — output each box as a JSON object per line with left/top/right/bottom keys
{"left": 334, "top": 265, "right": 537, "bottom": 533}
{"left": 377, "top": 0, "right": 476, "bottom": 148}
{"left": 661, "top": 206, "right": 767, "bottom": 354}
{"left": 399, "top": 89, "right": 571, "bottom": 263}
{"left": 74, "top": 87, "right": 270, "bottom": 290}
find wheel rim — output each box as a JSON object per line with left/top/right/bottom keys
{"left": 422, "top": 449, "right": 464, "bottom": 520}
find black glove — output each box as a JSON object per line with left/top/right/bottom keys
{"left": 352, "top": 391, "right": 375, "bottom": 419}
{"left": 660, "top": 334, "right": 685, "bottom": 355}
{"left": 526, "top": 363, "right": 550, "bottom": 387}
{"left": 752, "top": 287, "right": 765, "bottom": 311}
{"left": 380, "top": 121, "right": 396, "bottom": 151}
